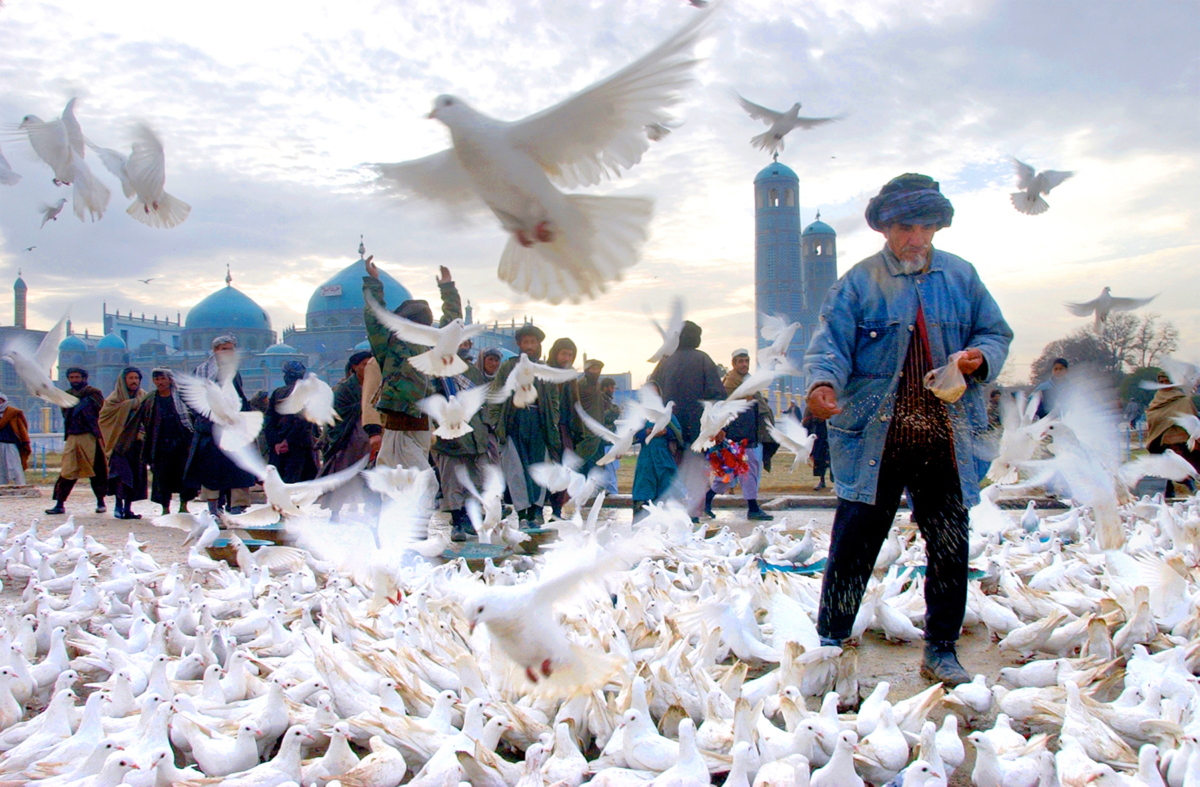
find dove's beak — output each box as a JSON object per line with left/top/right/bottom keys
{"left": 468, "top": 621, "right": 476, "bottom": 635}
{"left": 426, "top": 109, "right": 437, "bottom": 119}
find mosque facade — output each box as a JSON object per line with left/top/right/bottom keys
{"left": 753, "top": 159, "right": 838, "bottom": 403}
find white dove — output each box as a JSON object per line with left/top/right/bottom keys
{"left": 986, "top": 389, "right": 1050, "bottom": 485}
{"left": 418, "top": 383, "right": 489, "bottom": 439}
{"left": 488, "top": 353, "right": 582, "bottom": 408}
{"left": 276, "top": 372, "right": 337, "bottom": 427}
{"left": 371, "top": 9, "right": 716, "bottom": 303}
{"left": 459, "top": 463, "right": 506, "bottom": 538}
{"left": 635, "top": 383, "right": 675, "bottom": 441}
{"left": 691, "top": 398, "right": 752, "bottom": 451}
{"left": 1140, "top": 356, "right": 1200, "bottom": 394}
{"left": 647, "top": 296, "right": 685, "bottom": 363}
{"left": 366, "top": 298, "right": 485, "bottom": 376}
{"left": 767, "top": 412, "right": 815, "bottom": 472}
{"left": 221, "top": 443, "right": 370, "bottom": 524}
{"left": 573, "top": 402, "right": 642, "bottom": 466}
{"left": 18, "top": 98, "right": 110, "bottom": 221}
{"left": 736, "top": 93, "right": 843, "bottom": 156}
{"left": 727, "top": 367, "right": 784, "bottom": 401}
{"left": 39, "top": 199, "right": 67, "bottom": 229}
{"left": 2, "top": 311, "right": 79, "bottom": 408}
{"left": 0, "top": 145, "right": 20, "bottom": 185}
{"left": 1171, "top": 414, "right": 1200, "bottom": 451}
{"left": 176, "top": 370, "right": 263, "bottom": 451}
{"left": 89, "top": 124, "right": 190, "bottom": 228}
{"left": 1010, "top": 157, "right": 1073, "bottom": 215}
{"left": 758, "top": 313, "right": 802, "bottom": 370}
{"left": 1065, "top": 287, "right": 1157, "bottom": 330}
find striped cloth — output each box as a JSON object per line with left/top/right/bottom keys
{"left": 888, "top": 305, "right": 953, "bottom": 449}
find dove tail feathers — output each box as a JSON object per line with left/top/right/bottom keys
{"left": 215, "top": 411, "right": 264, "bottom": 451}
{"left": 1011, "top": 192, "right": 1049, "bottom": 215}
{"left": 751, "top": 130, "right": 784, "bottom": 155}
{"left": 70, "top": 162, "right": 111, "bottom": 222}
{"left": 433, "top": 423, "right": 474, "bottom": 440}
{"left": 497, "top": 195, "right": 652, "bottom": 304}
{"left": 128, "top": 192, "right": 191, "bottom": 229}
{"left": 526, "top": 644, "right": 623, "bottom": 699}
{"left": 407, "top": 349, "right": 469, "bottom": 378}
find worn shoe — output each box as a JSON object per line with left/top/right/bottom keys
{"left": 747, "top": 509, "right": 773, "bottom": 521}
{"left": 450, "top": 528, "right": 468, "bottom": 543}
{"left": 819, "top": 636, "right": 844, "bottom": 648}
{"left": 95, "top": 502, "right": 107, "bottom": 514}
{"left": 921, "top": 640, "right": 971, "bottom": 686}
{"left": 44, "top": 504, "right": 66, "bottom": 515}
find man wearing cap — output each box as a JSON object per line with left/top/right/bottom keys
{"left": 573, "top": 358, "right": 610, "bottom": 470}
{"left": 44, "top": 367, "right": 108, "bottom": 515}
{"left": 185, "top": 335, "right": 257, "bottom": 514}
{"left": 704, "top": 348, "right": 775, "bottom": 521}
{"left": 804, "top": 173, "right": 1012, "bottom": 686}
{"left": 488, "top": 323, "right": 562, "bottom": 527}
{"left": 265, "top": 360, "right": 319, "bottom": 483}
{"left": 363, "top": 257, "right": 462, "bottom": 471}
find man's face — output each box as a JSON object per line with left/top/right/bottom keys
{"left": 153, "top": 375, "right": 172, "bottom": 396}
{"left": 601, "top": 383, "right": 615, "bottom": 398}
{"left": 1157, "top": 373, "right": 1171, "bottom": 386}
{"left": 67, "top": 372, "right": 84, "bottom": 388}
{"left": 883, "top": 223, "right": 939, "bottom": 265}
{"left": 124, "top": 372, "right": 141, "bottom": 394}
{"left": 517, "top": 336, "right": 541, "bottom": 359}
{"left": 733, "top": 355, "right": 750, "bottom": 375}
{"left": 213, "top": 341, "right": 236, "bottom": 359}
{"left": 585, "top": 366, "right": 602, "bottom": 383}
{"left": 483, "top": 355, "right": 501, "bottom": 375}
{"left": 1051, "top": 363, "right": 1068, "bottom": 380}
{"left": 555, "top": 348, "right": 576, "bottom": 368}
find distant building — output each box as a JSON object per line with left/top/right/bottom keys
{"left": 0, "top": 272, "right": 60, "bottom": 435}
{"left": 752, "top": 158, "right": 838, "bottom": 408}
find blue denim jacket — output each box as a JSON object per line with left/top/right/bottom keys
{"left": 803, "top": 246, "right": 1012, "bottom": 507}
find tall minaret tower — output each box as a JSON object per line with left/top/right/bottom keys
{"left": 13, "top": 270, "right": 27, "bottom": 329}
{"left": 753, "top": 158, "right": 805, "bottom": 376}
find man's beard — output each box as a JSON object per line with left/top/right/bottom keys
{"left": 896, "top": 252, "right": 929, "bottom": 274}
{"left": 69, "top": 381, "right": 86, "bottom": 391}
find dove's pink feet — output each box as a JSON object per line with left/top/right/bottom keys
{"left": 515, "top": 230, "right": 534, "bottom": 248}
{"left": 541, "top": 658, "right": 553, "bottom": 677}
{"left": 534, "top": 222, "right": 553, "bottom": 243}
{"left": 525, "top": 667, "right": 539, "bottom": 683}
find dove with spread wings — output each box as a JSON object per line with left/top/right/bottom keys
{"left": 370, "top": 7, "right": 718, "bottom": 303}
{"left": 1009, "top": 157, "right": 1073, "bottom": 216}
{"left": 735, "top": 93, "right": 844, "bottom": 156}
{"left": 2, "top": 311, "right": 79, "bottom": 408}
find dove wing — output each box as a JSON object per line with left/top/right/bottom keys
{"left": 735, "top": 93, "right": 785, "bottom": 125}
{"left": 35, "top": 312, "right": 70, "bottom": 374}
{"left": 1106, "top": 294, "right": 1157, "bottom": 312}
{"left": 637, "top": 384, "right": 667, "bottom": 414}
{"left": 220, "top": 441, "right": 269, "bottom": 483}
{"left": 1159, "top": 357, "right": 1199, "bottom": 389}
{"left": 1011, "top": 158, "right": 1037, "bottom": 189}
{"left": 506, "top": 6, "right": 714, "bottom": 189}
{"left": 86, "top": 142, "right": 135, "bottom": 198}
{"left": 793, "top": 114, "right": 843, "bottom": 129}
{"left": 125, "top": 125, "right": 167, "bottom": 201}
{"left": 1038, "top": 169, "right": 1073, "bottom": 192}
{"left": 773, "top": 412, "right": 810, "bottom": 444}
{"left": 21, "top": 117, "right": 72, "bottom": 178}
{"left": 728, "top": 368, "right": 780, "bottom": 401}
{"left": 574, "top": 402, "right": 620, "bottom": 443}
{"left": 415, "top": 393, "right": 449, "bottom": 423}
{"left": 365, "top": 298, "right": 444, "bottom": 346}
{"left": 530, "top": 362, "right": 584, "bottom": 383}
{"left": 286, "top": 456, "right": 372, "bottom": 506}
{"left": 175, "top": 374, "right": 222, "bottom": 420}
{"left": 454, "top": 383, "right": 491, "bottom": 421}
{"left": 370, "top": 149, "right": 482, "bottom": 207}
{"left": 1063, "top": 297, "right": 1099, "bottom": 317}
{"left": 759, "top": 313, "right": 788, "bottom": 341}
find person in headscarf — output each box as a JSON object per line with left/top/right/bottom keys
{"left": 184, "top": 334, "right": 257, "bottom": 514}
{"left": 0, "top": 392, "right": 31, "bottom": 486}
{"left": 476, "top": 348, "right": 503, "bottom": 382}
{"left": 317, "top": 351, "right": 379, "bottom": 518}
{"left": 649, "top": 321, "right": 726, "bottom": 450}
{"left": 264, "top": 360, "right": 318, "bottom": 483}
{"left": 99, "top": 367, "right": 150, "bottom": 519}
{"left": 804, "top": 172, "right": 1012, "bottom": 687}
{"left": 630, "top": 381, "right": 683, "bottom": 522}
{"left": 1146, "top": 370, "right": 1200, "bottom": 475}
{"left": 595, "top": 376, "right": 621, "bottom": 494}
{"left": 486, "top": 323, "right": 562, "bottom": 527}
{"left": 544, "top": 336, "right": 579, "bottom": 519}
{"left": 135, "top": 369, "right": 196, "bottom": 515}
{"left": 45, "top": 367, "right": 108, "bottom": 515}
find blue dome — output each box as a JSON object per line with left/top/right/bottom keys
{"left": 96, "top": 333, "right": 126, "bottom": 349}
{"left": 354, "top": 339, "right": 371, "bottom": 351}
{"left": 307, "top": 259, "right": 413, "bottom": 318}
{"left": 802, "top": 219, "right": 836, "bottom": 236}
{"left": 186, "top": 285, "right": 272, "bottom": 332}
{"left": 754, "top": 161, "right": 798, "bottom": 183}
{"left": 58, "top": 335, "right": 87, "bottom": 351}
{"left": 264, "top": 342, "right": 299, "bottom": 354}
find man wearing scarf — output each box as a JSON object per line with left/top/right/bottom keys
{"left": 0, "top": 393, "right": 31, "bottom": 486}
{"left": 1146, "top": 370, "right": 1200, "bottom": 476}
{"left": 136, "top": 369, "right": 196, "bottom": 515}
{"left": 185, "top": 335, "right": 257, "bottom": 514}
{"left": 430, "top": 348, "right": 490, "bottom": 541}
{"left": 317, "top": 351, "right": 378, "bottom": 518}
{"left": 45, "top": 367, "right": 108, "bottom": 515}
{"left": 265, "top": 360, "right": 318, "bottom": 483}
{"left": 804, "top": 173, "right": 1012, "bottom": 686}
{"left": 99, "top": 367, "right": 150, "bottom": 519}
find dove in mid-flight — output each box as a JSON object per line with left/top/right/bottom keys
{"left": 276, "top": 372, "right": 337, "bottom": 426}
{"left": 418, "top": 383, "right": 489, "bottom": 439}
{"left": 691, "top": 398, "right": 753, "bottom": 451}
{"left": 89, "top": 124, "right": 191, "bottom": 229}
{"left": 18, "top": 98, "right": 111, "bottom": 222}
{"left": 758, "top": 313, "right": 802, "bottom": 371}
{"left": 767, "top": 412, "right": 816, "bottom": 472}
{"left": 0, "top": 145, "right": 20, "bottom": 185}
{"left": 1064, "top": 286, "right": 1157, "bottom": 330}
{"left": 1010, "top": 158, "right": 1073, "bottom": 215}
{"left": 2, "top": 311, "right": 79, "bottom": 408}
{"left": 488, "top": 354, "right": 582, "bottom": 408}
{"left": 736, "top": 93, "right": 843, "bottom": 156}
{"left": 371, "top": 7, "right": 717, "bottom": 304}
{"left": 366, "top": 298, "right": 485, "bottom": 377}
{"left": 175, "top": 365, "right": 264, "bottom": 451}
{"left": 39, "top": 198, "right": 67, "bottom": 228}
{"left": 647, "top": 296, "right": 685, "bottom": 363}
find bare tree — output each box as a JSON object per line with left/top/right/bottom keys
{"left": 1130, "top": 313, "right": 1179, "bottom": 368}
{"left": 1032, "top": 313, "right": 1180, "bottom": 383}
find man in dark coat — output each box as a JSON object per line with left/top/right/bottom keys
{"left": 137, "top": 369, "right": 196, "bottom": 515}
{"left": 184, "top": 335, "right": 258, "bottom": 514}
{"left": 100, "top": 367, "right": 150, "bottom": 519}
{"left": 265, "top": 360, "right": 319, "bottom": 483}
{"left": 45, "top": 367, "right": 108, "bottom": 515}
{"left": 649, "top": 321, "right": 726, "bottom": 449}
{"left": 318, "top": 351, "right": 379, "bottom": 518}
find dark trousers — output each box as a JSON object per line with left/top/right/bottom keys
{"left": 817, "top": 440, "right": 969, "bottom": 643}
{"left": 53, "top": 476, "right": 107, "bottom": 504}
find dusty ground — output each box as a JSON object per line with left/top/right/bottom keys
{"left": 0, "top": 487, "right": 1034, "bottom": 786}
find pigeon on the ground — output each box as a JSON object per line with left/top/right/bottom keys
{"left": 371, "top": 8, "right": 717, "bottom": 303}
{"left": 89, "top": 124, "right": 191, "bottom": 228}
{"left": 736, "top": 93, "right": 843, "bottom": 156}
{"left": 39, "top": 199, "right": 67, "bottom": 228}
{"left": 1, "top": 311, "right": 78, "bottom": 408}
{"left": 1010, "top": 158, "right": 1073, "bottom": 215}
{"left": 1065, "top": 287, "right": 1157, "bottom": 330}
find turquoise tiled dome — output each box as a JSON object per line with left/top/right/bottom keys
{"left": 802, "top": 219, "right": 836, "bottom": 236}
{"left": 307, "top": 259, "right": 413, "bottom": 317}
{"left": 263, "top": 342, "right": 299, "bottom": 354}
{"left": 754, "top": 161, "right": 798, "bottom": 183}
{"left": 96, "top": 333, "right": 126, "bottom": 349}
{"left": 186, "top": 285, "right": 272, "bottom": 332}
{"left": 58, "top": 334, "right": 87, "bottom": 351}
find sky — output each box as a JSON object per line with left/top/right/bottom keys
{"left": 0, "top": 0, "right": 1197, "bottom": 386}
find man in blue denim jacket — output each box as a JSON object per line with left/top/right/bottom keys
{"left": 803, "top": 173, "right": 1012, "bottom": 686}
